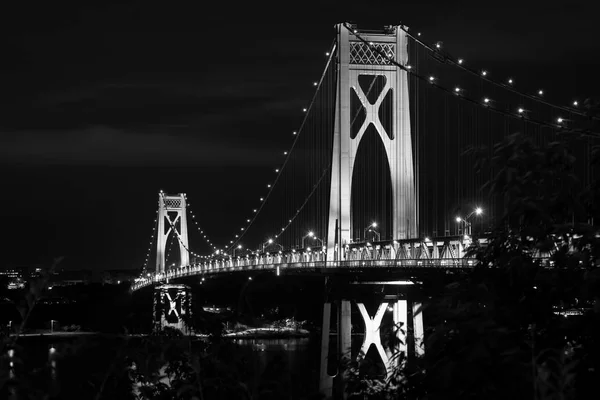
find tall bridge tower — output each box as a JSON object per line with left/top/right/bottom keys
{"left": 327, "top": 23, "right": 416, "bottom": 260}
{"left": 320, "top": 24, "right": 422, "bottom": 399}
{"left": 156, "top": 192, "right": 189, "bottom": 274}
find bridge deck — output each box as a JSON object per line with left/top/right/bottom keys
{"left": 131, "top": 236, "right": 555, "bottom": 292}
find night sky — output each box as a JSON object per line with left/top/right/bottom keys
{"left": 2, "top": 1, "right": 600, "bottom": 271}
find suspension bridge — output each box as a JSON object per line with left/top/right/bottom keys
{"left": 130, "top": 23, "right": 598, "bottom": 397}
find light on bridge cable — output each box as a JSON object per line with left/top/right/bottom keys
{"left": 507, "top": 78, "right": 514, "bottom": 85}
{"left": 557, "top": 117, "right": 564, "bottom": 124}
{"left": 538, "top": 89, "right": 544, "bottom": 96}
{"left": 573, "top": 100, "right": 578, "bottom": 106}
{"left": 481, "top": 70, "right": 488, "bottom": 77}
{"left": 457, "top": 58, "right": 464, "bottom": 64}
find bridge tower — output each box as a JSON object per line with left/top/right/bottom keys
{"left": 320, "top": 24, "right": 422, "bottom": 399}
{"left": 156, "top": 192, "right": 189, "bottom": 274}
{"left": 327, "top": 23, "right": 416, "bottom": 261}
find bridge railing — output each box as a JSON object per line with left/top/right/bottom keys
{"left": 131, "top": 233, "right": 574, "bottom": 292}
{"left": 131, "top": 236, "right": 489, "bottom": 291}
{"left": 131, "top": 257, "right": 479, "bottom": 291}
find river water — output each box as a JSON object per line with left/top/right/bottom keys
{"left": 9, "top": 334, "right": 324, "bottom": 399}
{"left": 232, "top": 337, "right": 321, "bottom": 398}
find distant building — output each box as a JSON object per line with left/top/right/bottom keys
{"left": 0, "top": 268, "right": 25, "bottom": 290}
{"left": 7, "top": 278, "right": 25, "bottom": 290}
{"left": 101, "top": 269, "right": 140, "bottom": 285}
{"left": 0, "top": 269, "right": 21, "bottom": 279}
{"left": 1, "top": 266, "right": 141, "bottom": 289}
{"left": 48, "top": 269, "right": 94, "bottom": 287}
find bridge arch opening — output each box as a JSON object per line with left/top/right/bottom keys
{"left": 350, "top": 124, "right": 393, "bottom": 242}
{"left": 164, "top": 211, "right": 183, "bottom": 269}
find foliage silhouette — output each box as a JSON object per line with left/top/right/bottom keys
{"left": 410, "top": 132, "right": 600, "bottom": 399}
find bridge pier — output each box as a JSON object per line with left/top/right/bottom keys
{"left": 153, "top": 284, "right": 192, "bottom": 335}
{"left": 319, "top": 278, "right": 424, "bottom": 399}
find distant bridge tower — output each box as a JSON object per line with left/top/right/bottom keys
{"left": 156, "top": 192, "right": 189, "bottom": 274}
{"left": 327, "top": 24, "right": 416, "bottom": 260}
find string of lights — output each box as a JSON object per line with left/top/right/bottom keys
{"left": 268, "top": 166, "right": 331, "bottom": 244}
{"left": 343, "top": 23, "right": 600, "bottom": 139}
{"left": 398, "top": 26, "right": 600, "bottom": 123}
{"left": 184, "top": 194, "right": 220, "bottom": 257}
{"left": 141, "top": 209, "right": 158, "bottom": 273}
{"left": 220, "top": 41, "right": 337, "bottom": 254}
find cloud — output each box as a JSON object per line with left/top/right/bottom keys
{"left": 0, "top": 125, "right": 281, "bottom": 167}
{"left": 416, "top": 2, "right": 600, "bottom": 64}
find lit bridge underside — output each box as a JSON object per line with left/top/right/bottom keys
{"left": 132, "top": 236, "right": 491, "bottom": 292}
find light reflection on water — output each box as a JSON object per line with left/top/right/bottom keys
{"left": 233, "top": 337, "right": 314, "bottom": 376}
{"left": 232, "top": 337, "right": 319, "bottom": 398}
{"left": 14, "top": 335, "right": 322, "bottom": 399}
{"left": 234, "top": 337, "right": 311, "bottom": 351}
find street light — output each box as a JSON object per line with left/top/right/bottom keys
{"left": 366, "top": 228, "right": 380, "bottom": 242}
{"left": 302, "top": 231, "right": 314, "bottom": 248}
{"left": 456, "top": 207, "right": 483, "bottom": 235}
{"left": 263, "top": 238, "right": 283, "bottom": 252}
{"left": 233, "top": 244, "right": 243, "bottom": 257}
{"left": 364, "top": 222, "right": 380, "bottom": 242}
{"left": 302, "top": 231, "right": 324, "bottom": 248}
{"left": 365, "top": 222, "right": 379, "bottom": 240}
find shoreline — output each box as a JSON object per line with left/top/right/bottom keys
{"left": 223, "top": 327, "right": 311, "bottom": 339}
{"left": 10, "top": 329, "right": 368, "bottom": 339}
{"left": 10, "top": 327, "right": 313, "bottom": 339}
